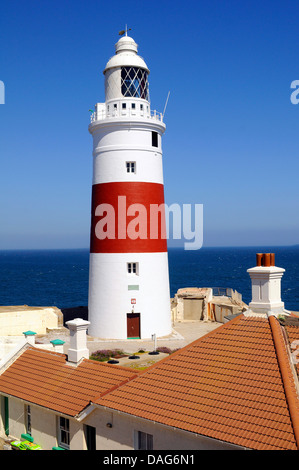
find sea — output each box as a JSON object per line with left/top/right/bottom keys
{"left": 0, "top": 246, "right": 298, "bottom": 312}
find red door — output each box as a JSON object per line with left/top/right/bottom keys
{"left": 127, "top": 313, "right": 140, "bottom": 338}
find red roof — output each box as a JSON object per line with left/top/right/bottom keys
{"left": 0, "top": 347, "right": 138, "bottom": 417}
{"left": 0, "top": 314, "right": 298, "bottom": 450}
{"left": 94, "top": 315, "right": 299, "bottom": 450}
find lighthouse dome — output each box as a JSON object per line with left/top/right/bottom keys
{"left": 115, "top": 35, "right": 138, "bottom": 54}
{"left": 104, "top": 35, "right": 149, "bottom": 74}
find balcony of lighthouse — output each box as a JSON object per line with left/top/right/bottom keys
{"left": 90, "top": 99, "right": 164, "bottom": 124}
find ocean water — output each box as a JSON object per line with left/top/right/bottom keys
{"left": 0, "top": 246, "right": 298, "bottom": 312}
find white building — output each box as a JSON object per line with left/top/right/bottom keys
{"left": 88, "top": 33, "right": 171, "bottom": 340}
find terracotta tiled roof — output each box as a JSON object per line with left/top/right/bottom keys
{"left": 0, "top": 347, "right": 138, "bottom": 417}
{"left": 95, "top": 315, "right": 299, "bottom": 450}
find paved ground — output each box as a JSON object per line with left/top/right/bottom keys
{"left": 41, "top": 320, "right": 223, "bottom": 369}
{"left": 86, "top": 320, "right": 222, "bottom": 353}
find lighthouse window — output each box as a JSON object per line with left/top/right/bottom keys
{"left": 126, "top": 162, "right": 136, "bottom": 173}
{"left": 152, "top": 131, "right": 158, "bottom": 147}
{"left": 121, "top": 67, "right": 149, "bottom": 100}
{"left": 128, "top": 262, "right": 138, "bottom": 275}
{"left": 131, "top": 103, "right": 136, "bottom": 109}
{"left": 122, "top": 103, "right": 126, "bottom": 109}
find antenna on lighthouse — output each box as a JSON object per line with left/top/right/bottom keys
{"left": 163, "top": 91, "right": 171, "bottom": 117}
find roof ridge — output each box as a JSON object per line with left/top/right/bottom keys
{"left": 268, "top": 314, "right": 299, "bottom": 449}
{"left": 92, "top": 372, "right": 140, "bottom": 402}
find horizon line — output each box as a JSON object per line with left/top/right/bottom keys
{"left": 0, "top": 244, "right": 298, "bottom": 252}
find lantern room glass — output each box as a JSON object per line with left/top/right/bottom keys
{"left": 121, "top": 67, "right": 149, "bottom": 100}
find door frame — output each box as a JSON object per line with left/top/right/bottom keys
{"left": 127, "top": 312, "right": 141, "bottom": 339}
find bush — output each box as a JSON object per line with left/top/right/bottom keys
{"left": 156, "top": 347, "right": 181, "bottom": 355}
{"left": 90, "top": 349, "right": 127, "bottom": 362}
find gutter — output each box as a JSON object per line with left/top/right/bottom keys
{"left": 268, "top": 313, "right": 299, "bottom": 449}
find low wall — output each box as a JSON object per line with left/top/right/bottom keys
{"left": 0, "top": 306, "right": 63, "bottom": 336}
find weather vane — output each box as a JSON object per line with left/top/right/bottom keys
{"left": 119, "top": 25, "right": 131, "bottom": 36}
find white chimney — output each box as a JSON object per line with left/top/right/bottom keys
{"left": 66, "top": 318, "right": 90, "bottom": 364}
{"left": 247, "top": 253, "right": 285, "bottom": 314}
{"left": 50, "top": 339, "right": 65, "bottom": 353}
{"left": 23, "top": 331, "right": 36, "bottom": 345}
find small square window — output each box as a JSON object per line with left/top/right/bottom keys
{"left": 131, "top": 103, "right": 136, "bottom": 109}
{"left": 140, "top": 104, "right": 143, "bottom": 110}
{"left": 127, "top": 262, "right": 138, "bottom": 275}
{"left": 114, "top": 103, "right": 117, "bottom": 109}
{"left": 122, "top": 103, "right": 126, "bottom": 109}
{"left": 126, "top": 161, "right": 136, "bottom": 173}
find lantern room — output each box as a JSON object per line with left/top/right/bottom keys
{"left": 103, "top": 35, "right": 150, "bottom": 106}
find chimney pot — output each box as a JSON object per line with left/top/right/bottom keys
{"left": 263, "top": 253, "right": 271, "bottom": 267}
{"left": 270, "top": 253, "right": 275, "bottom": 266}
{"left": 256, "top": 253, "right": 263, "bottom": 266}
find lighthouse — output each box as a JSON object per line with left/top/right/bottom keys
{"left": 87, "top": 32, "right": 171, "bottom": 340}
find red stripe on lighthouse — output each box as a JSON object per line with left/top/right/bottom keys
{"left": 90, "top": 182, "right": 168, "bottom": 253}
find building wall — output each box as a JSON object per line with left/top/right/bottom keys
{"left": 0, "top": 396, "right": 242, "bottom": 450}
{"left": 0, "top": 395, "right": 85, "bottom": 450}
{"left": 82, "top": 407, "right": 241, "bottom": 450}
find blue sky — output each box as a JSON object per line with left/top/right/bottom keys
{"left": 0, "top": 0, "right": 298, "bottom": 249}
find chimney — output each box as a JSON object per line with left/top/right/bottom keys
{"left": 50, "top": 339, "right": 65, "bottom": 353}
{"left": 65, "top": 318, "right": 90, "bottom": 365}
{"left": 23, "top": 331, "right": 36, "bottom": 345}
{"left": 247, "top": 253, "right": 285, "bottom": 314}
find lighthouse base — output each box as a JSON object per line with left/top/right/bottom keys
{"left": 88, "top": 252, "right": 171, "bottom": 340}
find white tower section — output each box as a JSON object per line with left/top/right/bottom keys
{"left": 88, "top": 34, "right": 171, "bottom": 340}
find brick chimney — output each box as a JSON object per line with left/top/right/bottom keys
{"left": 247, "top": 253, "right": 285, "bottom": 314}
{"left": 65, "top": 318, "right": 90, "bottom": 365}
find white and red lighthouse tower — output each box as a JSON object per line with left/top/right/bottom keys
{"left": 87, "top": 32, "right": 171, "bottom": 340}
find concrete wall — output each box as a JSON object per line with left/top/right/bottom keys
{"left": 171, "top": 288, "right": 213, "bottom": 322}
{"left": 183, "top": 299, "right": 204, "bottom": 320}
{"left": 0, "top": 307, "right": 63, "bottom": 336}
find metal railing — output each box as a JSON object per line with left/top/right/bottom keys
{"left": 212, "top": 287, "right": 233, "bottom": 297}
{"left": 90, "top": 108, "right": 163, "bottom": 123}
